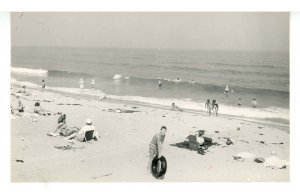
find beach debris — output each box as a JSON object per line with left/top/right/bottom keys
{"left": 162, "top": 115, "right": 166, "bottom": 117}
{"left": 47, "top": 132, "right": 60, "bottom": 137}
{"left": 263, "top": 156, "right": 289, "bottom": 169}
{"left": 226, "top": 138, "right": 234, "bottom": 145}
{"left": 237, "top": 127, "right": 241, "bottom": 131}
{"left": 233, "top": 152, "right": 255, "bottom": 162}
{"left": 16, "top": 159, "right": 24, "bottom": 163}
{"left": 258, "top": 126, "right": 263, "bottom": 129}
{"left": 240, "top": 139, "right": 249, "bottom": 144}
{"left": 271, "top": 142, "right": 284, "bottom": 145}
{"left": 54, "top": 144, "right": 85, "bottom": 151}
{"left": 20, "top": 138, "right": 24, "bottom": 141}
{"left": 57, "top": 103, "right": 82, "bottom": 106}
{"left": 259, "top": 141, "right": 266, "bottom": 145}
{"left": 254, "top": 157, "right": 265, "bottom": 163}
{"left": 259, "top": 133, "right": 264, "bottom": 135}
{"left": 107, "top": 108, "right": 140, "bottom": 113}
{"left": 214, "top": 131, "right": 219, "bottom": 133}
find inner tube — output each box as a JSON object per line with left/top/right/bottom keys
{"left": 151, "top": 155, "right": 167, "bottom": 178}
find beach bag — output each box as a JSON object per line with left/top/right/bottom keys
{"left": 151, "top": 155, "right": 167, "bottom": 179}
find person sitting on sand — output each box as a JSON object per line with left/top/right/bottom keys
{"left": 49, "top": 114, "right": 79, "bottom": 137}
{"left": 64, "top": 118, "right": 100, "bottom": 142}
{"left": 251, "top": 98, "right": 257, "bottom": 108}
{"left": 12, "top": 96, "right": 24, "bottom": 116}
{"left": 148, "top": 126, "right": 167, "bottom": 174}
{"left": 212, "top": 99, "right": 219, "bottom": 117}
{"left": 171, "top": 102, "right": 183, "bottom": 112}
{"left": 205, "top": 99, "right": 212, "bottom": 116}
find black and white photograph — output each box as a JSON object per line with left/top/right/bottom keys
{"left": 9, "top": 12, "right": 290, "bottom": 182}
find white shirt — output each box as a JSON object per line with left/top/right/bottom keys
{"left": 78, "top": 125, "right": 96, "bottom": 135}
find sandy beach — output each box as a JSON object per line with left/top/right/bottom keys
{"left": 11, "top": 85, "right": 289, "bottom": 182}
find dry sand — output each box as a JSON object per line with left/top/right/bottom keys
{"left": 11, "top": 86, "right": 289, "bottom": 182}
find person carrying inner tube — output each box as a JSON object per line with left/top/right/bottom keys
{"left": 148, "top": 126, "right": 167, "bottom": 174}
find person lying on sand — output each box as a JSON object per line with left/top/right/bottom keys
{"left": 33, "top": 102, "right": 53, "bottom": 116}
{"left": 196, "top": 130, "right": 212, "bottom": 146}
{"left": 148, "top": 126, "right": 167, "bottom": 174}
{"left": 64, "top": 118, "right": 100, "bottom": 142}
{"left": 171, "top": 102, "right": 183, "bottom": 112}
{"left": 48, "top": 114, "right": 79, "bottom": 137}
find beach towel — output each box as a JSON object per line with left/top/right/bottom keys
{"left": 263, "top": 156, "right": 289, "bottom": 169}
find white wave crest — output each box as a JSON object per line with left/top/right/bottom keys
{"left": 11, "top": 67, "right": 48, "bottom": 76}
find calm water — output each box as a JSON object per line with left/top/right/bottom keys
{"left": 12, "top": 46, "right": 289, "bottom": 108}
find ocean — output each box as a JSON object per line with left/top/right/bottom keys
{"left": 11, "top": 46, "right": 290, "bottom": 123}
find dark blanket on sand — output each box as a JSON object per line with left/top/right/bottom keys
{"left": 170, "top": 139, "right": 218, "bottom": 155}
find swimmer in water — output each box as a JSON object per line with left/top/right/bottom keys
{"left": 224, "top": 84, "right": 230, "bottom": 94}
{"left": 191, "top": 79, "right": 195, "bottom": 85}
{"left": 238, "top": 98, "right": 242, "bottom": 106}
{"left": 251, "top": 98, "right": 257, "bottom": 108}
{"left": 158, "top": 78, "right": 162, "bottom": 88}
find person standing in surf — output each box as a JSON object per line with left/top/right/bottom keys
{"left": 90, "top": 79, "right": 96, "bottom": 93}
{"left": 238, "top": 98, "right": 242, "bottom": 106}
{"left": 41, "top": 80, "right": 46, "bottom": 92}
{"left": 224, "top": 84, "right": 230, "bottom": 94}
{"left": 251, "top": 98, "right": 257, "bottom": 108}
{"left": 212, "top": 99, "right": 219, "bottom": 117}
{"left": 148, "top": 126, "right": 167, "bottom": 174}
{"left": 158, "top": 78, "right": 162, "bottom": 88}
{"left": 79, "top": 78, "right": 84, "bottom": 94}
{"left": 205, "top": 99, "right": 212, "bottom": 116}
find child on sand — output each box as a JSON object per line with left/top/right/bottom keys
{"left": 224, "top": 84, "right": 230, "bottom": 94}
{"left": 148, "top": 126, "right": 167, "bottom": 174}
{"left": 171, "top": 102, "right": 183, "bottom": 112}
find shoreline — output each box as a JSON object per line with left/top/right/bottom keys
{"left": 12, "top": 83, "right": 290, "bottom": 130}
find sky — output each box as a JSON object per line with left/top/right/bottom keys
{"left": 11, "top": 12, "right": 289, "bottom": 51}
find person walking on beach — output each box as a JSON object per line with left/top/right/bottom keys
{"left": 205, "top": 99, "right": 212, "bottom": 116}
{"left": 251, "top": 98, "right": 257, "bottom": 108}
{"left": 212, "top": 99, "right": 219, "bottom": 117}
{"left": 41, "top": 80, "right": 46, "bottom": 92}
{"left": 148, "top": 126, "right": 167, "bottom": 174}
{"left": 79, "top": 78, "right": 84, "bottom": 94}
